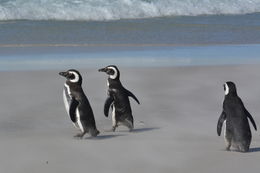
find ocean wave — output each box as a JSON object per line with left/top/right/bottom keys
{"left": 1, "top": 0, "right": 260, "bottom": 21}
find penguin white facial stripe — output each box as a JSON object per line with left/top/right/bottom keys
{"left": 69, "top": 71, "right": 79, "bottom": 83}
{"left": 107, "top": 67, "right": 118, "bottom": 79}
{"left": 224, "top": 83, "right": 229, "bottom": 95}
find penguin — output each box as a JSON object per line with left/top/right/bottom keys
{"left": 98, "top": 65, "right": 140, "bottom": 132}
{"left": 217, "top": 81, "right": 257, "bottom": 152}
{"left": 59, "top": 69, "right": 99, "bottom": 138}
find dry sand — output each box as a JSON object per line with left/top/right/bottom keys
{"left": 0, "top": 65, "right": 259, "bottom": 173}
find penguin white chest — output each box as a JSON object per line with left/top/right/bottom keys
{"left": 112, "top": 104, "right": 116, "bottom": 127}
{"left": 76, "top": 108, "right": 84, "bottom": 132}
{"left": 63, "top": 84, "right": 82, "bottom": 130}
{"left": 63, "top": 84, "right": 71, "bottom": 116}
{"left": 223, "top": 120, "right": 227, "bottom": 141}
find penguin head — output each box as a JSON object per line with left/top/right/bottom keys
{"left": 224, "top": 81, "right": 237, "bottom": 96}
{"left": 59, "top": 69, "right": 82, "bottom": 85}
{"left": 98, "top": 65, "right": 120, "bottom": 80}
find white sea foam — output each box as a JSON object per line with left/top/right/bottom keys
{"left": 0, "top": 0, "right": 260, "bottom": 21}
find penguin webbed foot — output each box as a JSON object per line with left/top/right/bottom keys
{"left": 225, "top": 147, "right": 231, "bottom": 151}
{"left": 74, "top": 132, "right": 86, "bottom": 139}
{"left": 238, "top": 146, "right": 249, "bottom": 153}
{"left": 112, "top": 126, "right": 116, "bottom": 132}
{"left": 225, "top": 144, "right": 231, "bottom": 151}
{"left": 111, "top": 127, "right": 117, "bottom": 132}
{"left": 128, "top": 128, "right": 133, "bottom": 132}
{"left": 122, "top": 120, "right": 133, "bottom": 132}
{"left": 89, "top": 129, "right": 100, "bottom": 137}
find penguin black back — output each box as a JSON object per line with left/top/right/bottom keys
{"left": 99, "top": 65, "right": 140, "bottom": 132}
{"left": 59, "top": 69, "right": 99, "bottom": 138}
{"left": 217, "top": 81, "right": 257, "bottom": 152}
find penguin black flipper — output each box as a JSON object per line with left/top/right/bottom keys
{"left": 217, "top": 111, "right": 226, "bottom": 136}
{"left": 69, "top": 97, "right": 79, "bottom": 123}
{"left": 245, "top": 109, "right": 257, "bottom": 131}
{"left": 104, "top": 96, "right": 114, "bottom": 117}
{"left": 125, "top": 88, "right": 140, "bottom": 104}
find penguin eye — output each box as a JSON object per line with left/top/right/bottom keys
{"left": 68, "top": 72, "right": 75, "bottom": 79}
{"left": 108, "top": 69, "right": 115, "bottom": 75}
{"left": 70, "top": 74, "right": 75, "bottom": 79}
{"left": 223, "top": 85, "right": 226, "bottom": 91}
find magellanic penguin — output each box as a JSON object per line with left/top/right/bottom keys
{"left": 98, "top": 65, "right": 140, "bottom": 132}
{"left": 217, "top": 81, "right": 257, "bottom": 152}
{"left": 59, "top": 69, "right": 99, "bottom": 138}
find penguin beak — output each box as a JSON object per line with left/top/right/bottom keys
{"left": 98, "top": 67, "right": 107, "bottom": 72}
{"left": 59, "top": 71, "right": 68, "bottom": 77}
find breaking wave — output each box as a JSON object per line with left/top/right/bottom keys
{"left": 1, "top": 0, "right": 260, "bottom": 21}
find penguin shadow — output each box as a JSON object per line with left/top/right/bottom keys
{"left": 131, "top": 127, "right": 160, "bottom": 133}
{"left": 248, "top": 147, "right": 260, "bottom": 153}
{"left": 85, "top": 134, "right": 126, "bottom": 140}
{"left": 220, "top": 147, "right": 260, "bottom": 153}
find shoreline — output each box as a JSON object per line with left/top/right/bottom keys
{"left": 1, "top": 42, "right": 260, "bottom": 48}
{"left": 1, "top": 44, "right": 260, "bottom": 71}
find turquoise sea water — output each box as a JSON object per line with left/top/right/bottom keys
{"left": 1, "top": 0, "right": 260, "bottom": 70}
{"left": 1, "top": 13, "right": 260, "bottom": 45}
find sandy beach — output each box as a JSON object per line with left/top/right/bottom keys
{"left": 1, "top": 1, "right": 260, "bottom": 172}
{"left": 0, "top": 65, "right": 259, "bottom": 173}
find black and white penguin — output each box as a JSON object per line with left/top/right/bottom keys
{"left": 217, "top": 81, "right": 257, "bottom": 152}
{"left": 98, "top": 65, "right": 140, "bottom": 132}
{"left": 59, "top": 69, "right": 99, "bottom": 138}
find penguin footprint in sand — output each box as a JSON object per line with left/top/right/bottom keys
{"left": 217, "top": 81, "right": 257, "bottom": 152}
{"left": 59, "top": 69, "right": 99, "bottom": 139}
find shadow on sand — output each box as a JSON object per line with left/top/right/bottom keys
{"left": 221, "top": 147, "right": 260, "bottom": 153}
{"left": 131, "top": 127, "right": 160, "bottom": 133}
{"left": 87, "top": 134, "right": 126, "bottom": 140}
{"left": 248, "top": 147, "right": 260, "bottom": 153}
